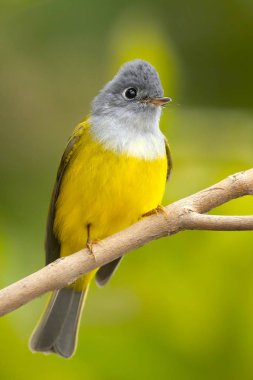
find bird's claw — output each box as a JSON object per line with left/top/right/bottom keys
{"left": 143, "top": 205, "right": 169, "bottom": 219}
{"left": 86, "top": 240, "right": 94, "bottom": 255}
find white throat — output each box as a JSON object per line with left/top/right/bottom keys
{"left": 89, "top": 108, "right": 165, "bottom": 159}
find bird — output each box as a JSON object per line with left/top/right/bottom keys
{"left": 29, "top": 59, "right": 172, "bottom": 358}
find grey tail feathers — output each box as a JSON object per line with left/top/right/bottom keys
{"left": 29, "top": 286, "right": 87, "bottom": 358}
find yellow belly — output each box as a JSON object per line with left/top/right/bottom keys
{"left": 54, "top": 128, "right": 167, "bottom": 257}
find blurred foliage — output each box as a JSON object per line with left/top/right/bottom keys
{"left": 0, "top": 1, "right": 253, "bottom": 379}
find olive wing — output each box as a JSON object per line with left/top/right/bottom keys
{"left": 165, "top": 138, "right": 172, "bottom": 181}
{"left": 45, "top": 122, "right": 87, "bottom": 265}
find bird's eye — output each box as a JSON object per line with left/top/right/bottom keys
{"left": 123, "top": 87, "right": 137, "bottom": 100}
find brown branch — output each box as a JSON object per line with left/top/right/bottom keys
{"left": 0, "top": 168, "right": 253, "bottom": 317}
{"left": 183, "top": 213, "right": 253, "bottom": 231}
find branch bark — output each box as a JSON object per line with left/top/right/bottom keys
{"left": 0, "top": 169, "right": 253, "bottom": 317}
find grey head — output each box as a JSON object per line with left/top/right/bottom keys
{"left": 91, "top": 59, "right": 171, "bottom": 119}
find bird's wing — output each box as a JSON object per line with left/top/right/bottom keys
{"left": 45, "top": 120, "right": 88, "bottom": 265}
{"left": 165, "top": 138, "right": 172, "bottom": 181}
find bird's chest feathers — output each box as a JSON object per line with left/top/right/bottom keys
{"left": 54, "top": 121, "right": 167, "bottom": 246}
{"left": 72, "top": 133, "right": 167, "bottom": 205}
{"left": 74, "top": 149, "right": 165, "bottom": 231}
{"left": 55, "top": 130, "right": 166, "bottom": 238}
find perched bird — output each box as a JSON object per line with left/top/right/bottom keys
{"left": 30, "top": 59, "right": 172, "bottom": 358}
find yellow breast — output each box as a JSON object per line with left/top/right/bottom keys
{"left": 54, "top": 126, "right": 167, "bottom": 257}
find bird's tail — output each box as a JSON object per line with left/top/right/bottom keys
{"left": 29, "top": 281, "right": 88, "bottom": 358}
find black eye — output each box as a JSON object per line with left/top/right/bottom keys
{"left": 123, "top": 87, "right": 137, "bottom": 100}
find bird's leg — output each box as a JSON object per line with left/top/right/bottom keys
{"left": 86, "top": 224, "right": 100, "bottom": 257}
{"left": 142, "top": 205, "right": 169, "bottom": 219}
{"left": 86, "top": 223, "right": 94, "bottom": 254}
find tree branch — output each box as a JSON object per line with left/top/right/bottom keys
{"left": 183, "top": 213, "right": 253, "bottom": 231}
{"left": 0, "top": 169, "right": 253, "bottom": 317}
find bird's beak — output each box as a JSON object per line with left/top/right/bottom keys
{"left": 144, "top": 97, "right": 172, "bottom": 106}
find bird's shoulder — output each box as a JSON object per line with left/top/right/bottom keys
{"left": 45, "top": 117, "right": 90, "bottom": 265}
{"left": 56, "top": 118, "right": 90, "bottom": 179}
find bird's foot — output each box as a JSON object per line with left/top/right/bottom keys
{"left": 86, "top": 238, "right": 99, "bottom": 256}
{"left": 142, "top": 205, "right": 169, "bottom": 219}
{"left": 86, "top": 239, "right": 94, "bottom": 255}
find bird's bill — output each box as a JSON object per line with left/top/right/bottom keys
{"left": 144, "top": 97, "right": 172, "bottom": 106}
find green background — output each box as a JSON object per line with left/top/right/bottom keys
{"left": 0, "top": 1, "right": 253, "bottom": 379}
